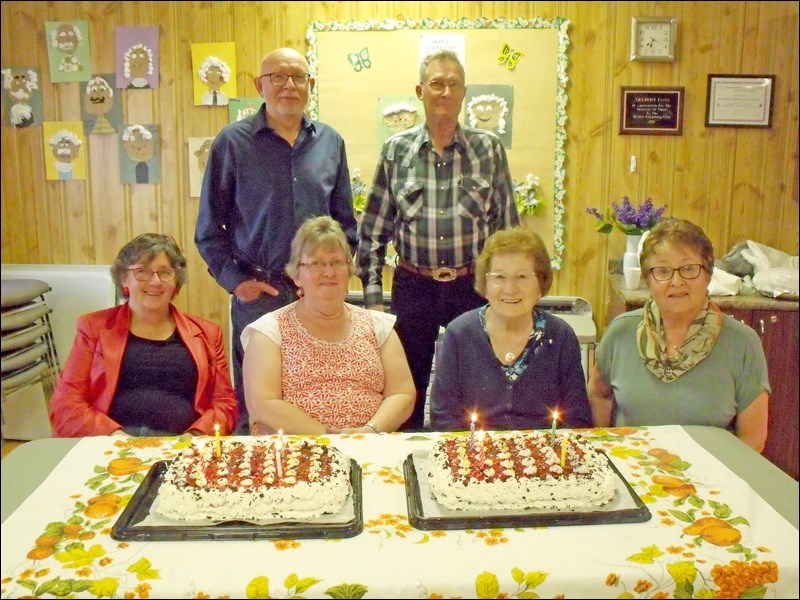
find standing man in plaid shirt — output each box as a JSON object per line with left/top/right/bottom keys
{"left": 356, "top": 50, "right": 519, "bottom": 431}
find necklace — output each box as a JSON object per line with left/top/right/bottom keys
{"left": 497, "top": 326, "right": 533, "bottom": 364}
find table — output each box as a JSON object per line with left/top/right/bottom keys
{"left": 2, "top": 426, "right": 798, "bottom": 598}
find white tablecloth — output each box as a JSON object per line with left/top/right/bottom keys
{"left": 1, "top": 426, "right": 797, "bottom": 598}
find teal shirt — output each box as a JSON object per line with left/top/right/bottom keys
{"left": 596, "top": 309, "right": 770, "bottom": 429}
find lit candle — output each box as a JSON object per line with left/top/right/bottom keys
{"left": 550, "top": 411, "right": 558, "bottom": 447}
{"left": 477, "top": 430, "right": 486, "bottom": 467}
{"left": 275, "top": 437, "right": 283, "bottom": 480}
{"left": 469, "top": 412, "right": 477, "bottom": 450}
{"left": 561, "top": 437, "right": 567, "bottom": 468}
{"left": 214, "top": 423, "right": 221, "bottom": 458}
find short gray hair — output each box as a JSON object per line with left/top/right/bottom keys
{"left": 419, "top": 50, "right": 464, "bottom": 83}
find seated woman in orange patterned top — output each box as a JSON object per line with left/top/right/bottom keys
{"left": 241, "top": 216, "right": 415, "bottom": 435}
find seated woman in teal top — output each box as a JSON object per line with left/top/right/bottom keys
{"left": 588, "top": 219, "right": 770, "bottom": 452}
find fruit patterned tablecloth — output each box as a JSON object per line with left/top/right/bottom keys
{"left": 1, "top": 426, "right": 797, "bottom": 598}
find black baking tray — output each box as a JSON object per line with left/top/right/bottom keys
{"left": 111, "top": 459, "right": 362, "bottom": 541}
{"left": 403, "top": 451, "right": 651, "bottom": 530}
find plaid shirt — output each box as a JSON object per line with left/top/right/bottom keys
{"left": 356, "top": 124, "right": 519, "bottom": 306}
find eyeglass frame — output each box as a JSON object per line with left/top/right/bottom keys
{"left": 258, "top": 72, "right": 311, "bottom": 87}
{"left": 485, "top": 272, "right": 539, "bottom": 287}
{"left": 647, "top": 264, "right": 706, "bottom": 282}
{"left": 422, "top": 79, "right": 466, "bottom": 93}
{"left": 127, "top": 267, "right": 178, "bottom": 282}
{"left": 297, "top": 259, "right": 352, "bottom": 273}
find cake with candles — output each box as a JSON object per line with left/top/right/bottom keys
{"left": 426, "top": 431, "right": 616, "bottom": 511}
{"left": 155, "top": 438, "right": 351, "bottom": 521}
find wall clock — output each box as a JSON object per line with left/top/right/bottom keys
{"left": 630, "top": 17, "right": 677, "bottom": 62}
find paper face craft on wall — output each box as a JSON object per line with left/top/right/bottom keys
{"left": 376, "top": 97, "right": 423, "bottom": 149}
{"left": 2, "top": 67, "right": 43, "bottom": 128}
{"left": 120, "top": 124, "right": 160, "bottom": 184}
{"left": 116, "top": 26, "right": 159, "bottom": 89}
{"left": 43, "top": 121, "right": 86, "bottom": 181}
{"left": 465, "top": 84, "right": 514, "bottom": 148}
{"left": 82, "top": 74, "right": 122, "bottom": 135}
{"left": 191, "top": 43, "right": 236, "bottom": 107}
{"left": 188, "top": 137, "right": 215, "bottom": 197}
{"left": 197, "top": 56, "right": 232, "bottom": 106}
{"left": 46, "top": 20, "right": 92, "bottom": 83}
{"left": 228, "top": 97, "right": 262, "bottom": 123}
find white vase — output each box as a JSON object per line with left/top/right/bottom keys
{"left": 623, "top": 234, "right": 642, "bottom": 270}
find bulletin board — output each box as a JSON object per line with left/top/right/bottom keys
{"left": 307, "top": 17, "right": 570, "bottom": 268}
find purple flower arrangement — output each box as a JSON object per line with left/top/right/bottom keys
{"left": 585, "top": 196, "right": 667, "bottom": 235}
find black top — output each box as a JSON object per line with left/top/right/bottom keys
{"left": 109, "top": 331, "right": 199, "bottom": 435}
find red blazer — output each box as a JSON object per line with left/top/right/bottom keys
{"left": 49, "top": 303, "right": 238, "bottom": 437}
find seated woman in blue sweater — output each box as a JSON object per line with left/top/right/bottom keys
{"left": 430, "top": 227, "right": 592, "bottom": 431}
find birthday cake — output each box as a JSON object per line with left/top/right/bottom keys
{"left": 426, "top": 431, "right": 616, "bottom": 511}
{"left": 155, "top": 438, "right": 351, "bottom": 521}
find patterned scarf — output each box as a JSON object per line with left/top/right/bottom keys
{"left": 636, "top": 297, "right": 723, "bottom": 382}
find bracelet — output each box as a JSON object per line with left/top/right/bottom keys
{"left": 366, "top": 422, "right": 381, "bottom": 434}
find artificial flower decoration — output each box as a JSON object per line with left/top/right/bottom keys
{"left": 350, "top": 168, "right": 367, "bottom": 214}
{"left": 585, "top": 196, "right": 667, "bottom": 235}
{"left": 514, "top": 173, "right": 545, "bottom": 218}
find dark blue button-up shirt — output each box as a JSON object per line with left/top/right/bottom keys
{"left": 195, "top": 104, "right": 357, "bottom": 293}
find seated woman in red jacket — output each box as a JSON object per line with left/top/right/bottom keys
{"left": 49, "top": 233, "right": 238, "bottom": 437}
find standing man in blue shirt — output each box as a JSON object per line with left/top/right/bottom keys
{"left": 195, "top": 47, "right": 357, "bottom": 434}
{"left": 356, "top": 50, "right": 519, "bottom": 431}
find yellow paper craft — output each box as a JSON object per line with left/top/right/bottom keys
{"left": 498, "top": 43, "right": 523, "bottom": 70}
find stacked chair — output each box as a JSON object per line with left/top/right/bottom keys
{"left": 1, "top": 279, "right": 60, "bottom": 442}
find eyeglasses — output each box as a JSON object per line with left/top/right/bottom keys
{"left": 486, "top": 272, "right": 538, "bottom": 287}
{"left": 259, "top": 72, "right": 310, "bottom": 87}
{"left": 424, "top": 80, "right": 465, "bottom": 93}
{"left": 128, "top": 267, "right": 177, "bottom": 282}
{"left": 298, "top": 259, "right": 351, "bottom": 274}
{"left": 648, "top": 264, "right": 705, "bottom": 281}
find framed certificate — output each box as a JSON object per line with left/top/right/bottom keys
{"left": 705, "top": 75, "right": 775, "bottom": 128}
{"left": 619, "top": 86, "right": 684, "bottom": 135}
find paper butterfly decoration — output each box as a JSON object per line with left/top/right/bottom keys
{"left": 498, "top": 44, "right": 523, "bottom": 70}
{"left": 347, "top": 48, "right": 371, "bottom": 72}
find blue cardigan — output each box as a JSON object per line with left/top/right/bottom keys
{"left": 430, "top": 307, "right": 592, "bottom": 431}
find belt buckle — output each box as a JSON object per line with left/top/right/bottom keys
{"left": 431, "top": 267, "right": 457, "bottom": 282}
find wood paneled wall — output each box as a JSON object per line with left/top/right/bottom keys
{"left": 2, "top": 1, "right": 798, "bottom": 349}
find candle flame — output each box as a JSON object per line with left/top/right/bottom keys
{"left": 552, "top": 411, "right": 558, "bottom": 420}
{"left": 471, "top": 412, "right": 477, "bottom": 423}
{"left": 214, "top": 423, "right": 220, "bottom": 433}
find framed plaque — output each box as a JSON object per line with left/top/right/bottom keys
{"left": 619, "top": 86, "right": 684, "bottom": 135}
{"left": 705, "top": 74, "right": 774, "bottom": 128}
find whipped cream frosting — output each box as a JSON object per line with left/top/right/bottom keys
{"left": 156, "top": 439, "right": 351, "bottom": 521}
{"left": 427, "top": 431, "right": 616, "bottom": 511}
